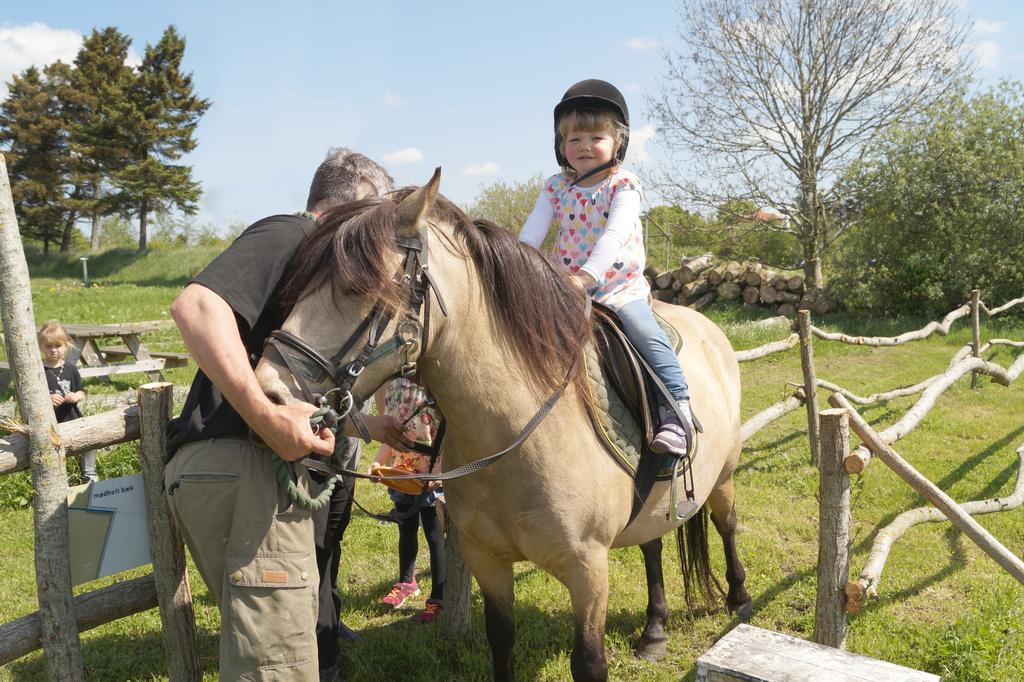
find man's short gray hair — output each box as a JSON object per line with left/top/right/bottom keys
{"left": 305, "top": 147, "right": 394, "bottom": 214}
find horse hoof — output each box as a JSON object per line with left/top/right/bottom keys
{"left": 729, "top": 601, "right": 754, "bottom": 622}
{"left": 635, "top": 637, "right": 668, "bottom": 662}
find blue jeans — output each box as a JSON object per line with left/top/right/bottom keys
{"left": 617, "top": 299, "right": 690, "bottom": 402}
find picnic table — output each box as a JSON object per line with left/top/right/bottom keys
{"left": 0, "top": 320, "right": 189, "bottom": 393}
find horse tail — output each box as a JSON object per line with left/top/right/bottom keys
{"left": 675, "top": 505, "right": 725, "bottom": 609}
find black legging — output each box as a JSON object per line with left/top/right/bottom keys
{"left": 395, "top": 501, "right": 445, "bottom": 600}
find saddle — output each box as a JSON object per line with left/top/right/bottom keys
{"left": 587, "top": 302, "right": 703, "bottom": 524}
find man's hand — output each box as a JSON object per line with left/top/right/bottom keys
{"left": 252, "top": 401, "right": 335, "bottom": 462}
{"left": 50, "top": 393, "right": 65, "bottom": 407}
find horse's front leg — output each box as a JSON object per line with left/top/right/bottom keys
{"left": 563, "top": 548, "right": 610, "bottom": 682}
{"left": 635, "top": 538, "right": 669, "bottom": 661}
{"left": 466, "top": 549, "right": 517, "bottom": 681}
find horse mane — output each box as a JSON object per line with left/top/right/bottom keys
{"left": 281, "top": 188, "right": 592, "bottom": 395}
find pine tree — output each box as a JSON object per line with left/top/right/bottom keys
{"left": 115, "top": 26, "right": 210, "bottom": 251}
{"left": 65, "top": 27, "right": 136, "bottom": 252}
{"left": 0, "top": 66, "right": 67, "bottom": 254}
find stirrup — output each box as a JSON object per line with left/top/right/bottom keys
{"left": 668, "top": 454, "right": 698, "bottom": 522}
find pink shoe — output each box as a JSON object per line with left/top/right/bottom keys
{"left": 651, "top": 401, "right": 692, "bottom": 456}
{"left": 380, "top": 580, "right": 420, "bottom": 608}
{"left": 414, "top": 599, "right": 443, "bottom": 624}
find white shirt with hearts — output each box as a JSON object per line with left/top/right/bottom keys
{"left": 519, "top": 169, "right": 650, "bottom": 311}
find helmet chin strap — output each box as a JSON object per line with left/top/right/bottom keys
{"left": 570, "top": 159, "right": 616, "bottom": 187}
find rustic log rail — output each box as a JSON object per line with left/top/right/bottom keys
{"left": 0, "top": 156, "right": 198, "bottom": 678}
{"left": 839, "top": 353, "right": 1024, "bottom": 473}
{"left": 731, "top": 289, "right": 1024, "bottom": 633}
{"left": 850, "top": 442, "right": 1024, "bottom": 605}
{"left": 737, "top": 292, "right": 1024, "bottom": 444}
{"left": 0, "top": 390, "right": 199, "bottom": 677}
{"left": 826, "top": 394, "right": 1024, "bottom": 613}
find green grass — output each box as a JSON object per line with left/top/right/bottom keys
{"left": 1, "top": 249, "right": 1023, "bottom": 680}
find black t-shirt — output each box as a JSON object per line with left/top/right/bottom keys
{"left": 166, "top": 214, "right": 316, "bottom": 457}
{"left": 45, "top": 362, "right": 84, "bottom": 423}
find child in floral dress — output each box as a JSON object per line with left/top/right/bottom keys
{"left": 368, "top": 377, "right": 445, "bottom": 623}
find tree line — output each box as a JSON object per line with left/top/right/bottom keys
{"left": 0, "top": 25, "right": 209, "bottom": 254}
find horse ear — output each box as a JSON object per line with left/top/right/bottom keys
{"left": 396, "top": 167, "right": 441, "bottom": 237}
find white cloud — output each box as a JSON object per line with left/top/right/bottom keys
{"left": 382, "top": 89, "right": 404, "bottom": 107}
{"left": 622, "top": 37, "right": 659, "bottom": 51}
{"left": 625, "top": 123, "right": 655, "bottom": 164}
{"left": 973, "top": 19, "right": 1005, "bottom": 34}
{"left": 975, "top": 40, "right": 1002, "bottom": 70}
{"left": 383, "top": 147, "right": 423, "bottom": 164}
{"left": 125, "top": 47, "right": 143, "bottom": 69}
{"left": 0, "top": 23, "right": 82, "bottom": 99}
{"left": 621, "top": 82, "right": 642, "bottom": 94}
{"left": 462, "top": 161, "right": 499, "bottom": 176}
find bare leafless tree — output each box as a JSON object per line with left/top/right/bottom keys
{"left": 647, "top": 0, "right": 972, "bottom": 285}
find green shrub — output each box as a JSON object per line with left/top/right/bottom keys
{"left": 831, "top": 82, "right": 1024, "bottom": 316}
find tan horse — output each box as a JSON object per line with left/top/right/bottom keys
{"left": 256, "top": 171, "right": 751, "bottom": 682}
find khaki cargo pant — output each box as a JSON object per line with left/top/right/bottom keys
{"left": 165, "top": 438, "right": 319, "bottom": 681}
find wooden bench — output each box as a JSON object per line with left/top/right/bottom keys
{"left": 0, "top": 320, "right": 186, "bottom": 394}
{"left": 696, "top": 624, "right": 939, "bottom": 681}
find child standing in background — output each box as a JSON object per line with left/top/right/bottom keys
{"left": 368, "top": 377, "right": 445, "bottom": 624}
{"left": 39, "top": 321, "right": 97, "bottom": 483}
{"left": 519, "top": 79, "right": 696, "bottom": 456}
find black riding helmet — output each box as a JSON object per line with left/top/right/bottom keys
{"left": 553, "top": 79, "right": 630, "bottom": 170}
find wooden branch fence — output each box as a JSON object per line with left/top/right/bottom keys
{"left": 0, "top": 155, "right": 199, "bottom": 679}
{"left": 734, "top": 289, "right": 1024, "bottom": 650}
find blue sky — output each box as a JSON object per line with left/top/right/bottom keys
{"left": 2, "top": 1, "right": 1022, "bottom": 231}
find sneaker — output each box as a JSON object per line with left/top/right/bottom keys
{"left": 337, "top": 619, "right": 360, "bottom": 642}
{"left": 319, "top": 664, "right": 342, "bottom": 682}
{"left": 650, "top": 401, "right": 692, "bottom": 456}
{"left": 380, "top": 580, "right": 420, "bottom": 608}
{"left": 414, "top": 599, "right": 443, "bottom": 624}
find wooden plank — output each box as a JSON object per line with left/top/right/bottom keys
{"left": 98, "top": 346, "right": 189, "bottom": 363}
{"left": 78, "top": 359, "right": 166, "bottom": 378}
{"left": 696, "top": 624, "right": 939, "bottom": 681}
{"left": 63, "top": 320, "right": 175, "bottom": 337}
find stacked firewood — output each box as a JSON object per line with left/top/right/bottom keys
{"left": 645, "top": 254, "right": 834, "bottom": 316}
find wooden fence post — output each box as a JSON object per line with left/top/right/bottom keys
{"left": 814, "top": 409, "right": 851, "bottom": 649}
{"left": 799, "top": 310, "right": 821, "bottom": 466}
{"left": 138, "top": 383, "right": 200, "bottom": 680}
{"left": 442, "top": 514, "right": 473, "bottom": 639}
{"left": 970, "top": 289, "right": 981, "bottom": 389}
{"left": 0, "top": 154, "right": 85, "bottom": 678}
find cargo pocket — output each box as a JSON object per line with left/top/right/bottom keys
{"left": 226, "top": 552, "right": 316, "bottom": 672}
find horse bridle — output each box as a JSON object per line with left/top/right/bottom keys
{"left": 265, "top": 223, "right": 447, "bottom": 447}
